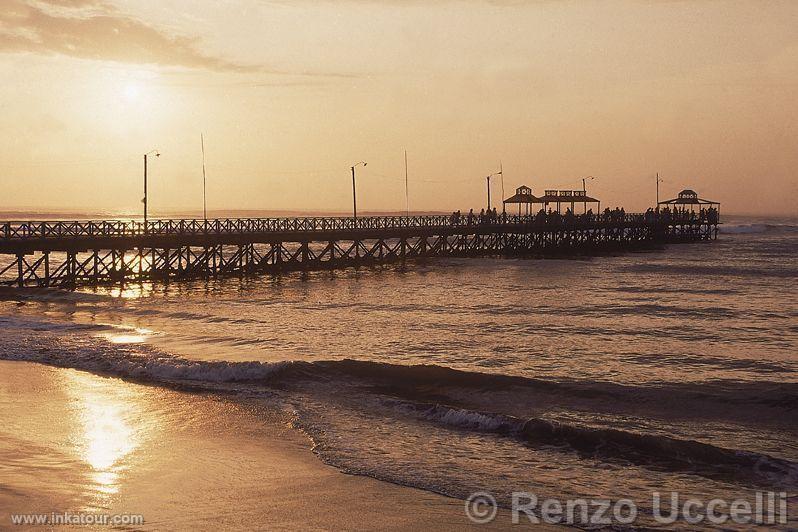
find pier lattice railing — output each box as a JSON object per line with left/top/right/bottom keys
{"left": 0, "top": 212, "right": 710, "bottom": 241}
{"left": 0, "top": 211, "right": 719, "bottom": 287}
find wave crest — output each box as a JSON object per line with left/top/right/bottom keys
{"left": 721, "top": 223, "right": 798, "bottom": 234}
{"left": 395, "top": 402, "right": 798, "bottom": 488}
{"left": 2, "top": 345, "right": 291, "bottom": 384}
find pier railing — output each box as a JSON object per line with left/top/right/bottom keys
{"left": 0, "top": 211, "right": 720, "bottom": 287}
{"left": 0, "top": 212, "right": 715, "bottom": 241}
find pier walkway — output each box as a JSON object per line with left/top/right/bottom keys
{"left": 0, "top": 212, "right": 718, "bottom": 287}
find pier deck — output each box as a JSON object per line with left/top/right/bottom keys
{"left": 0, "top": 213, "right": 718, "bottom": 287}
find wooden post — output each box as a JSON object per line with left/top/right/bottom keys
{"left": 16, "top": 254, "right": 23, "bottom": 288}
{"left": 43, "top": 252, "right": 50, "bottom": 287}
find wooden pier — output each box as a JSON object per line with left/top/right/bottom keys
{"left": 0, "top": 212, "right": 718, "bottom": 288}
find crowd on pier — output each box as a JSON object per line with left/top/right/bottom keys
{"left": 646, "top": 206, "right": 719, "bottom": 224}
{"left": 448, "top": 206, "right": 719, "bottom": 226}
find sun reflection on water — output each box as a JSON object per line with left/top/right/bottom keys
{"left": 107, "top": 334, "right": 146, "bottom": 344}
{"left": 64, "top": 371, "right": 150, "bottom": 506}
{"left": 96, "top": 326, "right": 154, "bottom": 346}
{"left": 107, "top": 282, "right": 154, "bottom": 299}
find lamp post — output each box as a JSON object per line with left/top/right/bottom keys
{"left": 486, "top": 170, "right": 502, "bottom": 211}
{"left": 582, "top": 175, "right": 597, "bottom": 214}
{"left": 351, "top": 161, "right": 367, "bottom": 219}
{"left": 143, "top": 149, "right": 160, "bottom": 229}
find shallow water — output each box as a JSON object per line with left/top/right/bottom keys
{"left": 1, "top": 215, "right": 796, "bottom": 528}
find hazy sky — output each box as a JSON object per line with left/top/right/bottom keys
{"left": 1, "top": 0, "right": 796, "bottom": 216}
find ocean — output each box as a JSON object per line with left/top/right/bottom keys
{"left": 1, "top": 215, "right": 796, "bottom": 529}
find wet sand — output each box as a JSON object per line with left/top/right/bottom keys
{"left": 0, "top": 360, "right": 545, "bottom": 530}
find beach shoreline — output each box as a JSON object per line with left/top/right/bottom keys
{"left": 0, "top": 360, "right": 554, "bottom": 530}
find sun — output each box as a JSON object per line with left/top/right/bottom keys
{"left": 123, "top": 83, "right": 141, "bottom": 102}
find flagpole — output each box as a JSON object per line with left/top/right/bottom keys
{"left": 404, "top": 149, "right": 409, "bottom": 217}
{"left": 499, "top": 161, "right": 505, "bottom": 214}
{"left": 201, "top": 134, "right": 207, "bottom": 221}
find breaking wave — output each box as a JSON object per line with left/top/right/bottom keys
{"left": 0, "top": 338, "right": 292, "bottom": 384}
{"left": 3, "top": 328, "right": 797, "bottom": 412}
{"left": 388, "top": 401, "right": 798, "bottom": 488}
{"left": 721, "top": 223, "right": 798, "bottom": 234}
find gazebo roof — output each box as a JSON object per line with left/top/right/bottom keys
{"left": 503, "top": 185, "right": 541, "bottom": 204}
{"left": 503, "top": 186, "right": 601, "bottom": 205}
{"left": 538, "top": 190, "right": 600, "bottom": 204}
{"left": 503, "top": 193, "right": 541, "bottom": 204}
{"left": 658, "top": 189, "right": 719, "bottom": 205}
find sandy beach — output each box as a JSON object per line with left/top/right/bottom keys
{"left": 1, "top": 360, "right": 546, "bottom": 530}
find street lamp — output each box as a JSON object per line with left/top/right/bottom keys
{"left": 582, "top": 175, "right": 597, "bottom": 214}
{"left": 143, "top": 149, "right": 160, "bottom": 227}
{"left": 351, "top": 161, "right": 367, "bottom": 219}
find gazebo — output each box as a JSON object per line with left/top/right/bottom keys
{"left": 503, "top": 185, "right": 541, "bottom": 215}
{"left": 538, "top": 189, "right": 601, "bottom": 214}
{"left": 658, "top": 189, "right": 720, "bottom": 213}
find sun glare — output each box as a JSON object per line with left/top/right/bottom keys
{"left": 123, "top": 83, "right": 141, "bottom": 102}
{"left": 64, "top": 372, "right": 146, "bottom": 505}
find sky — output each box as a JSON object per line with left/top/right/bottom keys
{"left": 0, "top": 0, "right": 796, "bottom": 216}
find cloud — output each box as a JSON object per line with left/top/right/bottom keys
{"left": 35, "top": 0, "right": 102, "bottom": 6}
{"left": 0, "top": 0, "right": 256, "bottom": 71}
